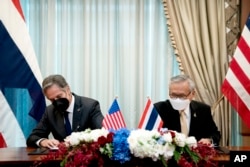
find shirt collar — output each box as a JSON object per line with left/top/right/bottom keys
{"left": 184, "top": 103, "right": 190, "bottom": 118}
{"left": 66, "top": 94, "right": 75, "bottom": 113}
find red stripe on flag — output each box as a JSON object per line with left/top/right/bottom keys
{"left": 0, "top": 133, "right": 7, "bottom": 148}
{"left": 229, "top": 58, "right": 250, "bottom": 94}
{"left": 114, "top": 112, "right": 126, "bottom": 128}
{"left": 102, "top": 117, "right": 111, "bottom": 129}
{"left": 138, "top": 98, "right": 163, "bottom": 130}
{"left": 103, "top": 113, "right": 126, "bottom": 130}
{"left": 11, "top": 0, "right": 25, "bottom": 21}
{"left": 222, "top": 80, "right": 250, "bottom": 127}
{"left": 238, "top": 37, "right": 250, "bottom": 63}
{"left": 110, "top": 114, "right": 119, "bottom": 129}
{"left": 158, "top": 121, "right": 164, "bottom": 130}
{"left": 102, "top": 99, "right": 126, "bottom": 130}
{"left": 138, "top": 99, "right": 151, "bottom": 128}
{"left": 116, "top": 112, "right": 126, "bottom": 127}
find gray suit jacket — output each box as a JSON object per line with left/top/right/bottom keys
{"left": 26, "top": 93, "right": 104, "bottom": 147}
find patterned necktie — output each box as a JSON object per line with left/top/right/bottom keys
{"left": 180, "top": 110, "right": 188, "bottom": 136}
{"left": 64, "top": 111, "right": 72, "bottom": 136}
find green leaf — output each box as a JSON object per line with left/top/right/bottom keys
{"left": 60, "top": 158, "right": 67, "bottom": 167}
{"left": 184, "top": 146, "right": 200, "bottom": 163}
{"left": 173, "top": 149, "right": 181, "bottom": 162}
{"left": 160, "top": 155, "right": 168, "bottom": 167}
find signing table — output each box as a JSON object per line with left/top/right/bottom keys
{"left": 0, "top": 147, "right": 59, "bottom": 167}
{"left": 0, "top": 146, "right": 249, "bottom": 167}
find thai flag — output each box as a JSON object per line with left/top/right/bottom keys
{"left": 0, "top": 0, "right": 46, "bottom": 147}
{"left": 138, "top": 98, "right": 163, "bottom": 130}
{"left": 102, "top": 98, "right": 126, "bottom": 130}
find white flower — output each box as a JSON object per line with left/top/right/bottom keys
{"left": 161, "top": 143, "right": 175, "bottom": 160}
{"left": 173, "top": 132, "right": 186, "bottom": 147}
{"left": 185, "top": 136, "right": 197, "bottom": 147}
{"left": 88, "top": 128, "right": 109, "bottom": 141}
{"left": 64, "top": 128, "right": 109, "bottom": 146}
{"left": 161, "top": 132, "right": 173, "bottom": 143}
{"left": 60, "top": 128, "right": 204, "bottom": 167}
{"left": 127, "top": 129, "right": 175, "bottom": 161}
{"left": 64, "top": 132, "right": 81, "bottom": 145}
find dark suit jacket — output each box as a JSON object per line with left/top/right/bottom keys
{"left": 26, "top": 93, "right": 104, "bottom": 147}
{"left": 154, "top": 100, "right": 221, "bottom": 145}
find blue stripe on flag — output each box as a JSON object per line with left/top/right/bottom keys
{"left": 247, "top": 16, "right": 250, "bottom": 29}
{"left": 0, "top": 20, "right": 45, "bottom": 122}
{"left": 145, "top": 107, "right": 158, "bottom": 130}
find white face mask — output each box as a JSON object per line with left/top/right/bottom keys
{"left": 169, "top": 98, "right": 190, "bottom": 111}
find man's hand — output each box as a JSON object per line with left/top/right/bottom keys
{"left": 39, "top": 139, "right": 60, "bottom": 149}
{"left": 198, "top": 138, "right": 212, "bottom": 145}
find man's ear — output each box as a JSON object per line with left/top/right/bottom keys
{"left": 191, "top": 90, "right": 196, "bottom": 96}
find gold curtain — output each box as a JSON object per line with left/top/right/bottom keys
{"left": 161, "top": 0, "right": 241, "bottom": 145}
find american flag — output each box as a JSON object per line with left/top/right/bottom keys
{"left": 222, "top": 14, "right": 250, "bottom": 128}
{"left": 102, "top": 99, "right": 126, "bottom": 130}
{"left": 138, "top": 98, "right": 163, "bottom": 130}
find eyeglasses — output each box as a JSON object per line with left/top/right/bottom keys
{"left": 169, "top": 91, "right": 192, "bottom": 100}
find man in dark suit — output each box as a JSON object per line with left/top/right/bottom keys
{"left": 154, "top": 74, "right": 221, "bottom": 145}
{"left": 27, "top": 74, "right": 104, "bottom": 148}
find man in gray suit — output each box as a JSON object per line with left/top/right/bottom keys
{"left": 27, "top": 74, "right": 104, "bottom": 148}
{"left": 154, "top": 74, "right": 221, "bottom": 146}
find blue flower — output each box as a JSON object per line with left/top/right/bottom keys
{"left": 111, "top": 128, "right": 131, "bottom": 163}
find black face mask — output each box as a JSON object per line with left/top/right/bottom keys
{"left": 52, "top": 98, "right": 69, "bottom": 112}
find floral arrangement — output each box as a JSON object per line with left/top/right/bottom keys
{"left": 41, "top": 128, "right": 217, "bottom": 167}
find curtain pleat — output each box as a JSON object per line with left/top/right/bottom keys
{"left": 163, "top": 0, "right": 231, "bottom": 145}
{"left": 20, "top": 0, "right": 179, "bottom": 129}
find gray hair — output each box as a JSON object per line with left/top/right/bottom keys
{"left": 170, "top": 74, "right": 195, "bottom": 91}
{"left": 42, "top": 74, "right": 68, "bottom": 93}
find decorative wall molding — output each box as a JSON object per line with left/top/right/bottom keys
{"left": 225, "top": 0, "right": 240, "bottom": 58}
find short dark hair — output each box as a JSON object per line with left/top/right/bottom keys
{"left": 42, "top": 74, "right": 68, "bottom": 93}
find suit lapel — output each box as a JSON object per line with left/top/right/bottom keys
{"left": 189, "top": 101, "right": 198, "bottom": 136}
{"left": 72, "top": 94, "right": 82, "bottom": 131}
{"left": 166, "top": 100, "right": 182, "bottom": 132}
{"left": 54, "top": 109, "right": 67, "bottom": 137}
